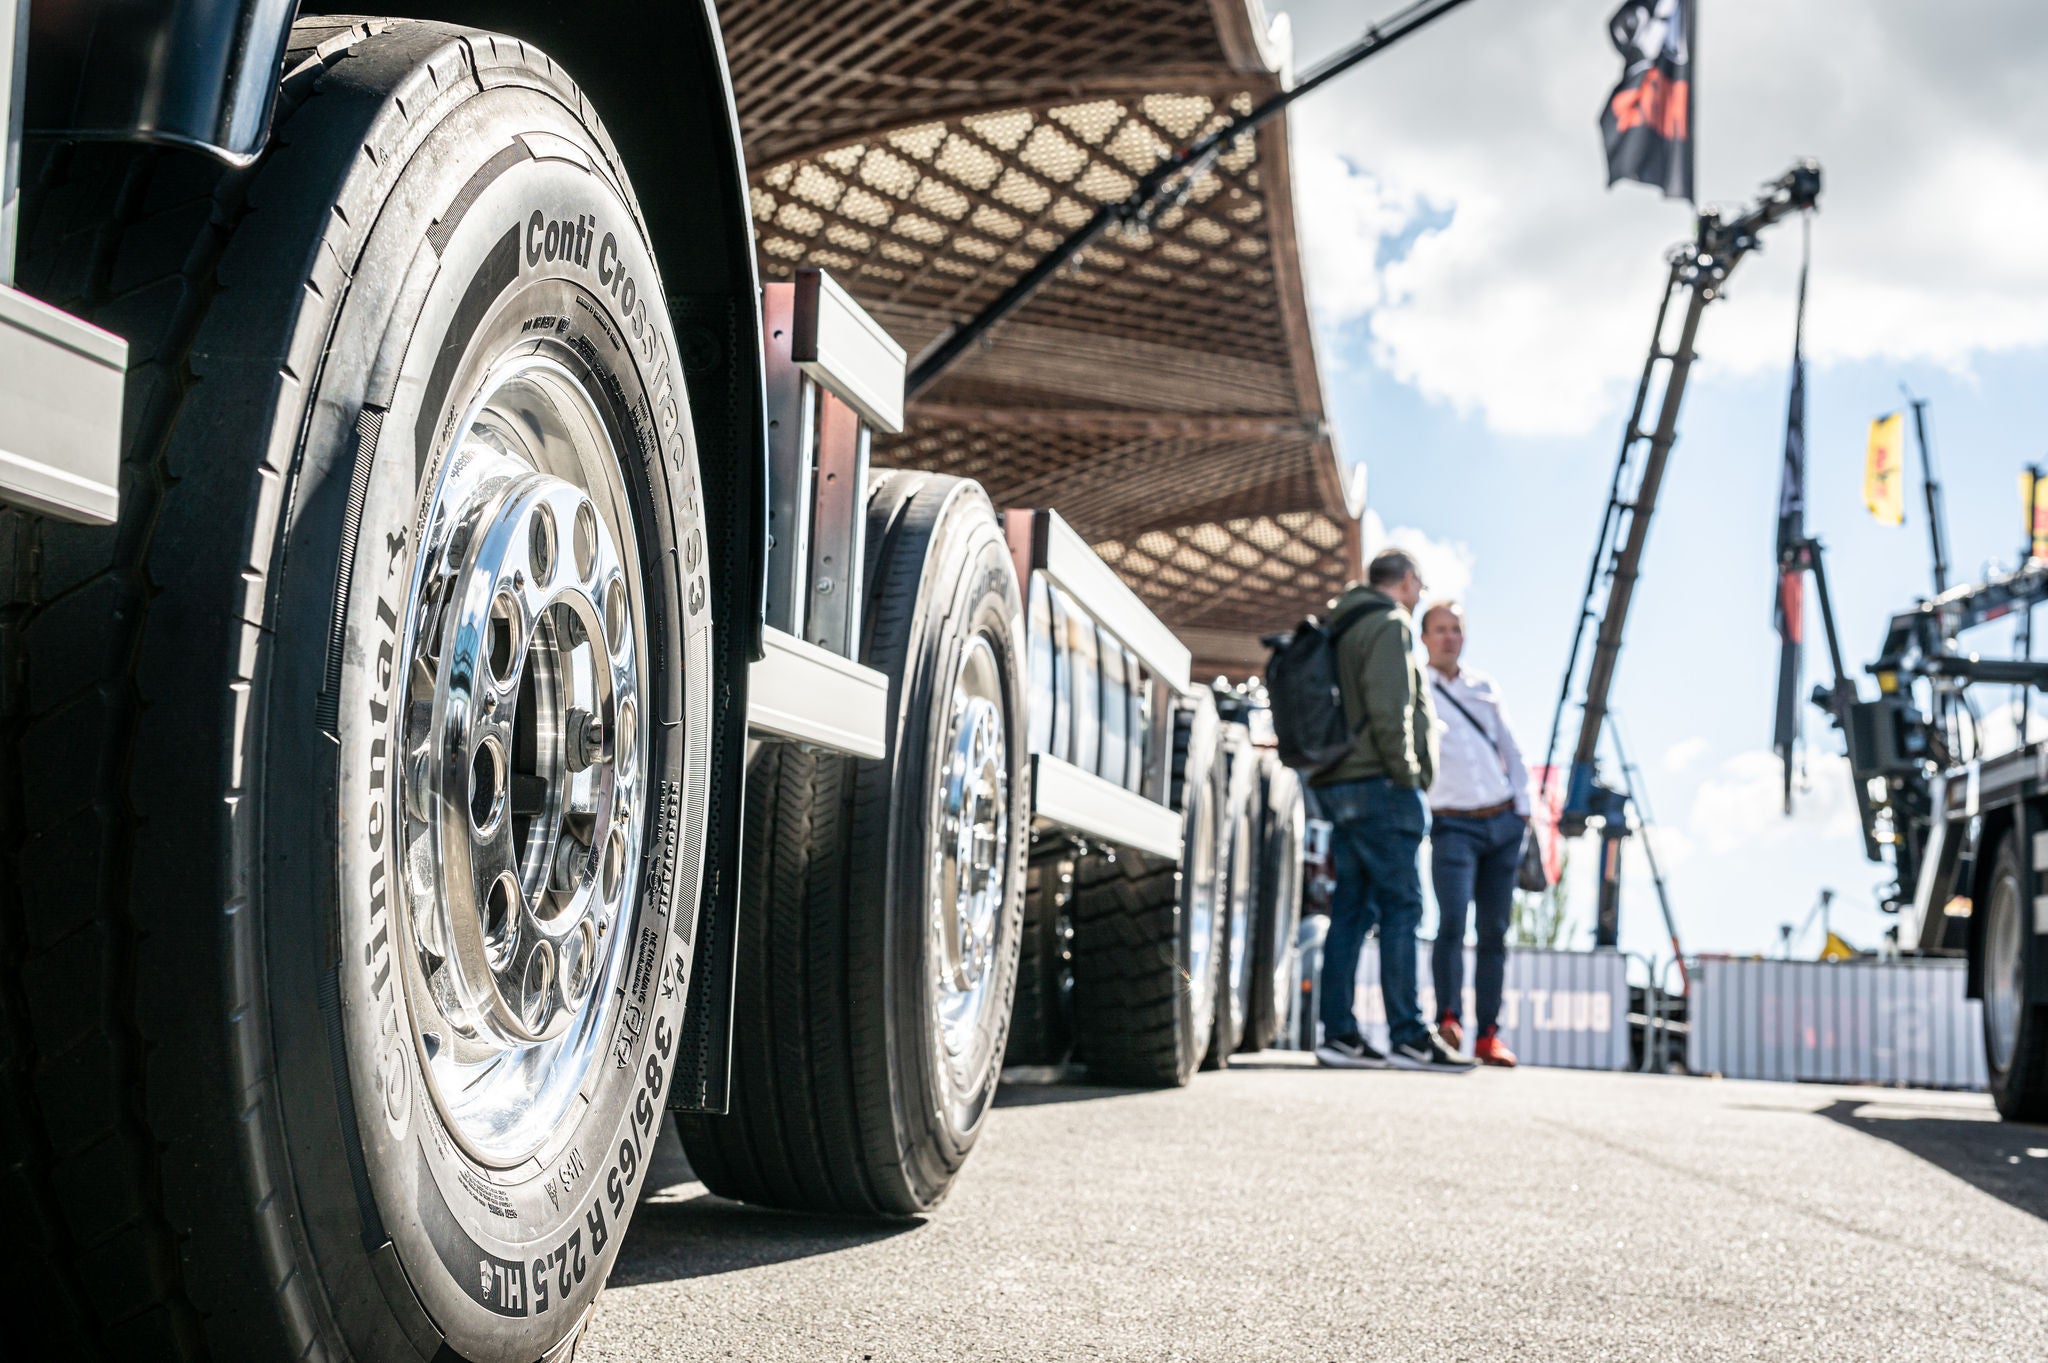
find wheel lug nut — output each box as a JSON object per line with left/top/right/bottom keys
{"left": 567, "top": 708, "right": 604, "bottom": 772}
{"left": 408, "top": 751, "right": 435, "bottom": 821}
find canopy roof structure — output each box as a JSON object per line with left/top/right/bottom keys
{"left": 722, "top": 0, "right": 1363, "bottom": 677}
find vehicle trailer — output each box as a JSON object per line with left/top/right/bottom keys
{"left": 1820, "top": 557, "right": 2048, "bottom": 1122}
{"left": 0, "top": 4, "right": 1312, "bottom": 1359}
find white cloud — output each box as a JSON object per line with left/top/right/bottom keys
{"left": 1688, "top": 748, "right": 1860, "bottom": 856}
{"left": 1662, "top": 736, "right": 1709, "bottom": 775}
{"left": 1279, "top": 0, "right": 2048, "bottom": 436}
{"left": 1967, "top": 700, "right": 2048, "bottom": 757}
{"left": 1361, "top": 509, "right": 1474, "bottom": 604}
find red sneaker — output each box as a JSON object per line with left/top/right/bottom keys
{"left": 1438, "top": 1015, "right": 1463, "bottom": 1052}
{"left": 1473, "top": 1029, "right": 1517, "bottom": 1068}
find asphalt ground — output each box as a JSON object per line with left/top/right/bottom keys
{"left": 584, "top": 1058, "right": 2048, "bottom": 1362}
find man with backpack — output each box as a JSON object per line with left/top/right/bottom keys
{"left": 1310, "top": 550, "right": 1475, "bottom": 1073}
{"left": 1420, "top": 600, "right": 1528, "bottom": 1068}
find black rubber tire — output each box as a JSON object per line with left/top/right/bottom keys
{"left": 0, "top": 22, "right": 712, "bottom": 1361}
{"left": 1984, "top": 833, "right": 2048, "bottom": 1123}
{"left": 676, "top": 471, "right": 1029, "bottom": 1215}
{"left": 1006, "top": 850, "right": 1078, "bottom": 1067}
{"left": 1204, "top": 730, "right": 1257, "bottom": 1069}
{"left": 1069, "top": 694, "right": 1225, "bottom": 1086}
{"left": 1243, "top": 760, "right": 1305, "bottom": 1052}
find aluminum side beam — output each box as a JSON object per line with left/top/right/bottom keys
{"left": 747, "top": 625, "right": 888, "bottom": 759}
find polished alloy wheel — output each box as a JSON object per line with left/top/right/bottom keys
{"left": 930, "top": 635, "right": 1011, "bottom": 1113}
{"left": 395, "top": 355, "right": 648, "bottom": 1166}
{"left": 1185, "top": 787, "right": 1219, "bottom": 1029}
{"left": 1987, "top": 867, "right": 2023, "bottom": 1073}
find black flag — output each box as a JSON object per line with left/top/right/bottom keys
{"left": 1601, "top": 0, "right": 1694, "bottom": 201}
{"left": 1771, "top": 217, "right": 1812, "bottom": 813}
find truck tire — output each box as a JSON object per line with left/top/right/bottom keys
{"left": 1243, "top": 762, "right": 1305, "bottom": 1052}
{"left": 1984, "top": 833, "right": 2048, "bottom": 1122}
{"left": 1204, "top": 732, "right": 1258, "bottom": 1069}
{"left": 1007, "top": 850, "right": 1078, "bottom": 1066}
{"left": 0, "top": 23, "right": 713, "bottom": 1361}
{"left": 676, "top": 472, "right": 1028, "bottom": 1215}
{"left": 1069, "top": 695, "right": 1225, "bottom": 1086}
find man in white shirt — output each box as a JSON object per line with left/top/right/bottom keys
{"left": 1420, "top": 601, "right": 1528, "bottom": 1067}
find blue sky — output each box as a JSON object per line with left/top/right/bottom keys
{"left": 1271, "top": 0, "right": 2048, "bottom": 959}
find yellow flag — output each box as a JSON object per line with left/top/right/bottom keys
{"left": 1864, "top": 413, "right": 1905, "bottom": 525}
{"left": 1820, "top": 932, "right": 1858, "bottom": 962}
{"left": 2026, "top": 470, "right": 2048, "bottom": 562}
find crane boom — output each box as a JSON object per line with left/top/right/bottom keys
{"left": 1541, "top": 160, "right": 1821, "bottom": 946}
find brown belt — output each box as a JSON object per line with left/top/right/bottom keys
{"left": 1433, "top": 800, "right": 1515, "bottom": 820}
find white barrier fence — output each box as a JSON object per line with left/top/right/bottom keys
{"left": 1344, "top": 940, "right": 1633, "bottom": 1071}
{"left": 1688, "top": 955, "right": 1986, "bottom": 1091}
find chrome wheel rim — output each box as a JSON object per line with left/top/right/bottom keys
{"left": 1185, "top": 781, "right": 1218, "bottom": 1029}
{"left": 930, "top": 635, "right": 1010, "bottom": 1109}
{"left": 393, "top": 354, "right": 648, "bottom": 1166}
{"left": 1227, "top": 822, "right": 1251, "bottom": 1004}
{"left": 1988, "top": 869, "right": 2023, "bottom": 1073}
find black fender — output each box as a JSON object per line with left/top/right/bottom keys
{"left": 24, "top": 0, "right": 294, "bottom": 161}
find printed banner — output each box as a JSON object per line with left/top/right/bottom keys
{"left": 1349, "top": 941, "right": 1631, "bottom": 1070}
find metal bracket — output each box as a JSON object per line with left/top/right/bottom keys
{"left": 759, "top": 269, "right": 904, "bottom": 657}
{"left": 0, "top": 285, "right": 126, "bottom": 525}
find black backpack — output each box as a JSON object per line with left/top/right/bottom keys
{"left": 1262, "top": 609, "right": 1368, "bottom": 773}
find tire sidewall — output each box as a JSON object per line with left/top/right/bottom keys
{"left": 286, "top": 86, "right": 709, "bottom": 1356}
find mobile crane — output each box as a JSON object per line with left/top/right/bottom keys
{"left": 1541, "top": 161, "right": 1821, "bottom": 950}
{"left": 1813, "top": 554, "right": 2048, "bottom": 1121}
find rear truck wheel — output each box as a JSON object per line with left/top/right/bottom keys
{"left": 1204, "top": 731, "right": 1257, "bottom": 1069}
{"left": 1243, "top": 761, "right": 1305, "bottom": 1052}
{"left": 1006, "top": 850, "right": 1078, "bottom": 1066}
{"left": 675, "top": 471, "right": 1029, "bottom": 1215}
{"left": 1984, "top": 832, "right": 2048, "bottom": 1122}
{"left": 1069, "top": 693, "right": 1226, "bottom": 1086}
{"left": 0, "top": 22, "right": 712, "bottom": 1361}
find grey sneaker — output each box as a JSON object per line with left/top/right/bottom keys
{"left": 1388, "top": 1028, "right": 1478, "bottom": 1073}
{"left": 1315, "top": 1033, "right": 1389, "bottom": 1069}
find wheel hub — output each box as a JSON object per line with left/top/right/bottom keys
{"left": 932, "top": 638, "right": 1009, "bottom": 1073}
{"left": 393, "top": 355, "right": 647, "bottom": 1165}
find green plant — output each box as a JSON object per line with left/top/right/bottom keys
{"left": 1511, "top": 847, "right": 1572, "bottom": 948}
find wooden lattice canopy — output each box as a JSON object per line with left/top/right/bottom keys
{"left": 721, "top": 0, "right": 1362, "bottom": 679}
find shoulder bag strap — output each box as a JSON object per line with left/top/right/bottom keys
{"left": 1431, "top": 679, "right": 1511, "bottom": 778}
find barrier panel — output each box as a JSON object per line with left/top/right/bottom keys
{"left": 1347, "top": 940, "right": 1632, "bottom": 1071}
{"left": 1687, "top": 956, "right": 1986, "bottom": 1091}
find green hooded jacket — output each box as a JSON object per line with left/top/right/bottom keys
{"left": 1311, "top": 584, "right": 1438, "bottom": 789}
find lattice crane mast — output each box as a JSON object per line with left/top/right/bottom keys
{"left": 1540, "top": 161, "right": 1822, "bottom": 948}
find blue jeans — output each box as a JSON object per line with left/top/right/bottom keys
{"left": 1430, "top": 810, "right": 1525, "bottom": 1035}
{"left": 1315, "top": 776, "right": 1430, "bottom": 1048}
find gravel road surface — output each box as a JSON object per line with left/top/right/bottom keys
{"left": 584, "top": 1057, "right": 2048, "bottom": 1362}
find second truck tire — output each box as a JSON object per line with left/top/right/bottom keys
{"left": 676, "top": 472, "right": 1029, "bottom": 1215}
